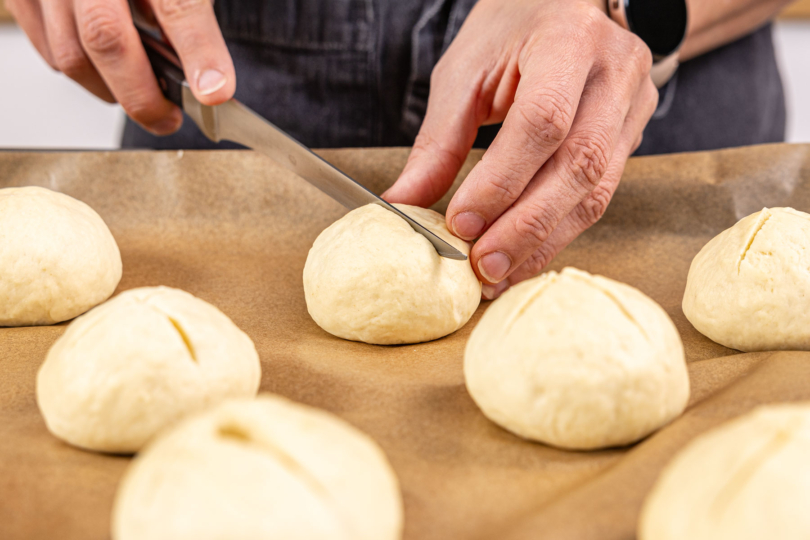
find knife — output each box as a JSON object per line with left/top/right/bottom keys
{"left": 131, "top": 22, "right": 467, "bottom": 261}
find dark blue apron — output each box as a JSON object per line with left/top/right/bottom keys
{"left": 121, "top": 0, "right": 785, "bottom": 155}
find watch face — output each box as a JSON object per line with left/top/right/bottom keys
{"left": 625, "top": 0, "right": 688, "bottom": 58}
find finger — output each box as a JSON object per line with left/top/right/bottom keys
{"left": 75, "top": 0, "right": 182, "bottom": 134}
{"left": 482, "top": 77, "right": 659, "bottom": 299}
{"left": 470, "top": 56, "right": 651, "bottom": 286}
{"left": 483, "top": 144, "right": 627, "bottom": 300}
{"left": 482, "top": 54, "right": 520, "bottom": 126}
{"left": 150, "top": 0, "right": 235, "bottom": 105}
{"left": 40, "top": 0, "right": 114, "bottom": 102}
{"left": 444, "top": 32, "right": 595, "bottom": 241}
{"left": 381, "top": 57, "right": 493, "bottom": 208}
{"left": 6, "top": 0, "right": 57, "bottom": 68}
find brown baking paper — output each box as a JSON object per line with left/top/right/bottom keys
{"left": 3, "top": 143, "right": 810, "bottom": 540}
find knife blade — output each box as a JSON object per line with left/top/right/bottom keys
{"left": 135, "top": 29, "right": 467, "bottom": 261}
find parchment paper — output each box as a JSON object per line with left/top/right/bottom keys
{"left": 2, "top": 144, "right": 810, "bottom": 540}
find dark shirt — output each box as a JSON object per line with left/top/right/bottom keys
{"left": 122, "top": 0, "right": 785, "bottom": 155}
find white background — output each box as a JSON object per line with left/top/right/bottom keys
{"left": 1, "top": 20, "right": 809, "bottom": 149}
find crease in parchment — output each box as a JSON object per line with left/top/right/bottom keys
{"left": 217, "top": 422, "right": 356, "bottom": 537}
{"left": 738, "top": 209, "right": 772, "bottom": 273}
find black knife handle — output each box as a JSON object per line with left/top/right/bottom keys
{"left": 139, "top": 31, "right": 186, "bottom": 108}
{"left": 129, "top": 0, "right": 186, "bottom": 107}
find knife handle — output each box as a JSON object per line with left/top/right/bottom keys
{"left": 139, "top": 31, "right": 186, "bottom": 108}
{"left": 128, "top": 0, "right": 186, "bottom": 108}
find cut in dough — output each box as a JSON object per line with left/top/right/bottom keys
{"left": 683, "top": 207, "right": 810, "bottom": 351}
{"left": 639, "top": 403, "right": 810, "bottom": 540}
{"left": 112, "top": 395, "right": 403, "bottom": 540}
{"left": 465, "top": 267, "right": 689, "bottom": 450}
{"left": 0, "top": 186, "right": 121, "bottom": 326}
{"left": 303, "top": 203, "right": 481, "bottom": 344}
{"left": 37, "top": 286, "right": 261, "bottom": 453}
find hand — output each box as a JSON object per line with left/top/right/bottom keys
{"left": 7, "top": 0, "right": 235, "bottom": 135}
{"left": 383, "top": 0, "right": 658, "bottom": 299}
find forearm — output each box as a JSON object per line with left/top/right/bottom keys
{"left": 680, "top": 0, "right": 793, "bottom": 60}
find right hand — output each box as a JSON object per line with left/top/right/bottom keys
{"left": 7, "top": 0, "right": 235, "bottom": 135}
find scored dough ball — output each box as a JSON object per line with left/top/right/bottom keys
{"left": 303, "top": 203, "right": 481, "bottom": 345}
{"left": 37, "top": 286, "right": 261, "bottom": 453}
{"left": 0, "top": 186, "right": 122, "bottom": 326}
{"left": 639, "top": 404, "right": 810, "bottom": 540}
{"left": 683, "top": 207, "right": 810, "bottom": 351}
{"left": 465, "top": 267, "right": 689, "bottom": 450}
{"left": 112, "top": 395, "right": 403, "bottom": 540}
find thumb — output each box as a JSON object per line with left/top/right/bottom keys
{"left": 383, "top": 64, "right": 483, "bottom": 208}
{"left": 149, "top": 0, "right": 236, "bottom": 107}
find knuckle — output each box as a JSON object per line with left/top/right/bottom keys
{"left": 412, "top": 130, "right": 465, "bottom": 172}
{"left": 123, "top": 95, "right": 163, "bottom": 126}
{"left": 575, "top": 1, "right": 606, "bottom": 31}
{"left": 598, "top": 28, "right": 651, "bottom": 83}
{"left": 613, "top": 31, "right": 652, "bottom": 74}
{"left": 155, "top": 0, "right": 207, "bottom": 21}
{"left": 562, "top": 135, "right": 610, "bottom": 191}
{"left": 80, "top": 4, "right": 124, "bottom": 56}
{"left": 514, "top": 204, "right": 557, "bottom": 247}
{"left": 515, "top": 93, "right": 571, "bottom": 150}
{"left": 629, "top": 37, "right": 653, "bottom": 73}
{"left": 53, "top": 46, "right": 90, "bottom": 78}
{"left": 567, "top": 1, "right": 609, "bottom": 47}
{"left": 523, "top": 246, "right": 555, "bottom": 276}
{"left": 409, "top": 130, "right": 465, "bottom": 201}
{"left": 480, "top": 163, "right": 527, "bottom": 203}
{"left": 574, "top": 184, "right": 612, "bottom": 226}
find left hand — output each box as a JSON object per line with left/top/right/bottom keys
{"left": 383, "top": 0, "right": 658, "bottom": 299}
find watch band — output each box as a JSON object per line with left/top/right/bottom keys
{"left": 607, "top": 0, "right": 688, "bottom": 88}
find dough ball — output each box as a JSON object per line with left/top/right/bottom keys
{"left": 37, "top": 286, "right": 261, "bottom": 453}
{"left": 303, "top": 203, "right": 481, "bottom": 344}
{"left": 112, "top": 395, "right": 403, "bottom": 540}
{"left": 639, "top": 404, "right": 810, "bottom": 540}
{"left": 0, "top": 186, "right": 122, "bottom": 326}
{"left": 683, "top": 207, "right": 810, "bottom": 351}
{"left": 465, "top": 267, "right": 689, "bottom": 450}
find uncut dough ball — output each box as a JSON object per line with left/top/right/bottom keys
{"left": 303, "top": 203, "right": 481, "bottom": 345}
{"left": 465, "top": 267, "right": 689, "bottom": 450}
{"left": 112, "top": 395, "right": 403, "bottom": 540}
{"left": 683, "top": 207, "right": 810, "bottom": 352}
{"left": 639, "top": 404, "right": 810, "bottom": 540}
{"left": 0, "top": 186, "right": 122, "bottom": 326}
{"left": 37, "top": 286, "right": 261, "bottom": 453}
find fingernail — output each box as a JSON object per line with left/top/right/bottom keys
{"left": 452, "top": 212, "right": 486, "bottom": 240}
{"left": 482, "top": 280, "right": 509, "bottom": 300}
{"left": 197, "top": 69, "right": 226, "bottom": 96}
{"left": 478, "top": 251, "right": 512, "bottom": 283}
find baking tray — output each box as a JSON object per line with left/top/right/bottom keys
{"left": 2, "top": 144, "right": 810, "bottom": 539}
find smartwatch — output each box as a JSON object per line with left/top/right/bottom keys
{"left": 607, "top": 0, "right": 688, "bottom": 88}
